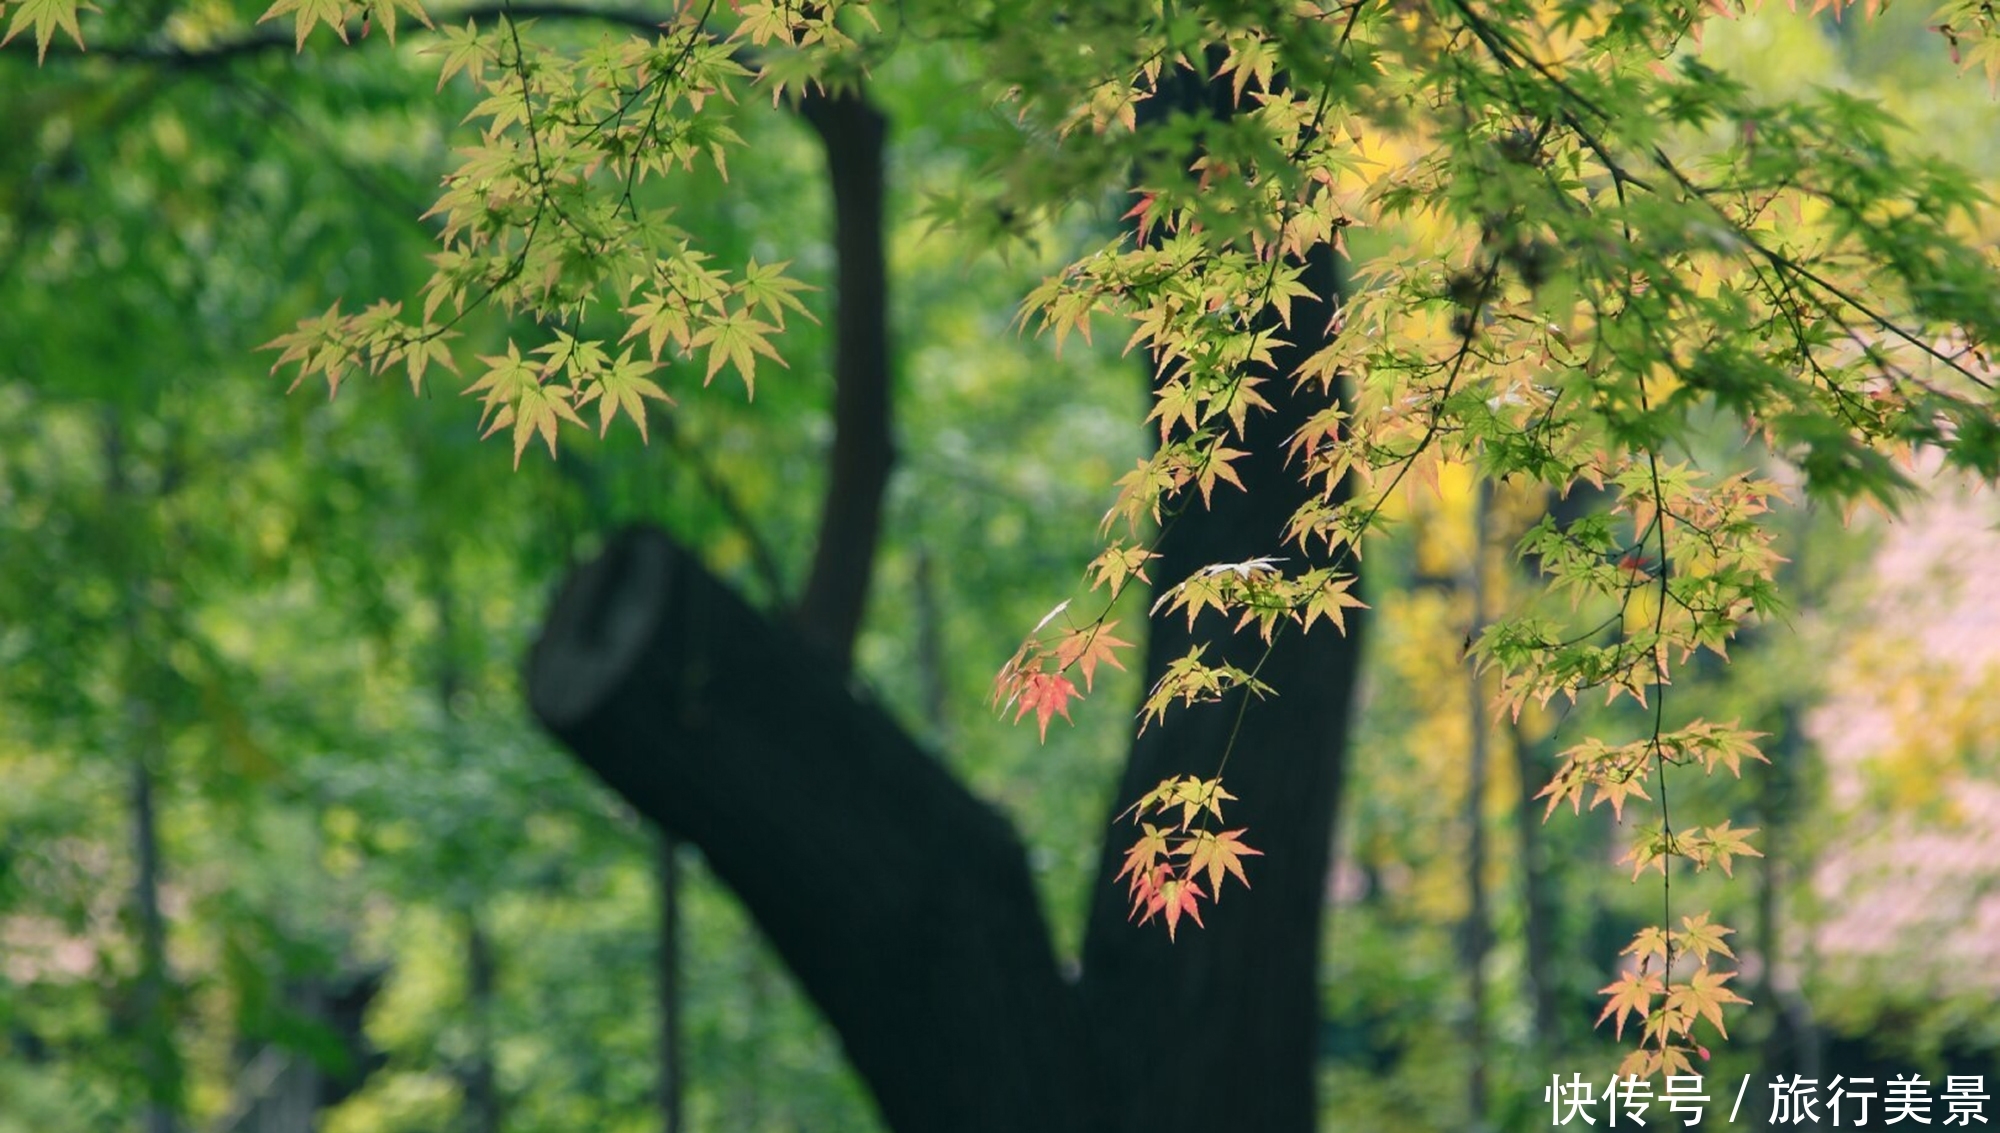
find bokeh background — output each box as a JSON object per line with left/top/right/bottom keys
{"left": 3, "top": 3, "right": 1998, "bottom": 1130}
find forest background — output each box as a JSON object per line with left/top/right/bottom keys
{"left": 5, "top": 0, "right": 2000, "bottom": 1130}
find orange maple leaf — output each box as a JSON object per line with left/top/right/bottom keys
{"left": 1596, "top": 970, "right": 1663, "bottom": 1041}
{"left": 1178, "top": 828, "right": 1263, "bottom": 898}
{"left": 1139, "top": 875, "right": 1208, "bottom": 940}
{"left": 1012, "top": 672, "right": 1079, "bottom": 741}
{"left": 1115, "top": 824, "right": 1174, "bottom": 902}
{"left": 1053, "top": 622, "right": 1134, "bottom": 691}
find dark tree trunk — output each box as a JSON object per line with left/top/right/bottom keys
{"left": 1077, "top": 243, "right": 1360, "bottom": 1133}
{"left": 528, "top": 533, "right": 1096, "bottom": 1132}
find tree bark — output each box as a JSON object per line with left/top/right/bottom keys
{"left": 1077, "top": 243, "right": 1361, "bottom": 1133}
{"left": 794, "top": 88, "right": 894, "bottom": 675}
{"left": 528, "top": 536, "right": 1095, "bottom": 1133}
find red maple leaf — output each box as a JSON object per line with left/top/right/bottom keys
{"left": 1052, "top": 622, "right": 1134, "bottom": 691}
{"left": 1012, "top": 672, "right": 1079, "bottom": 741}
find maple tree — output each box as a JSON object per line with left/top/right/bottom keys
{"left": 17, "top": 0, "right": 2000, "bottom": 1125}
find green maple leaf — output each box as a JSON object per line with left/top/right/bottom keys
{"left": 362, "top": 0, "right": 430, "bottom": 44}
{"left": 464, "top": 342, "right": 585, "bottom": 467}
{"left": 689, "top": 309, "right": 784, "bottom": 398}
{"left": 737, "top": 259, "right": 816, "bottom": 329}
{"left": 587, "top": 347, "right": 672, "bottom": 440}
{"left": 2, "top": 0, "right": 85, "bottom": 63}
{"left": 1170, "top": 776, "right": 1236, "bottom": 830}
{"left": 428, "top": 20, "right": 488, "bottom": 91}
{"left": 257, "top": 0, "right": 354, "bottom": 51}
{"left": 1086, "top": 544, "right": 1157, "bottom": 598}
{"left": 622, "top": 293, "right": 694, "bottom": 361}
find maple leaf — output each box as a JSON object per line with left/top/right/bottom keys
{"left": 1140, "top": 875, "right": 1207, "bottom": 940}
{"left": 464, "top": 341, "right": 586, "bottom": 466}
{"left": 1115, "top": 824, "right": 1173, "bottom": 900}
{"left": 1675, "top": 913, "right": 1736, "bottom": 963}
{"left": 1120, "top": 777, "right": 1182, "bottom": 823}
{"left": 361, "top": 0, "right": 429, "bottom": 44}
{"left": 1052, "top": 622, "right": 1133, "bottom": 691}
{"left": 1699, "top": 820, "right": 1761, "bottom": 878}
{"left": 1297, "top": 570, "right": 1367, "bottom": 634}
{"left": 1194, "top": 442, "right": 1249, "bottom": 505}
{"left": 586, "top": 347, "right": 673, "bottom": 440}
{"left": 1011, "top": 672, "right": 1078, "bottom": 742}
{"left": 1621, "top": 826, "right": 1673, "bottom": 880}
{"left": 1615, "top": 1048, "right": 1658, "bottom": 1081}
{"left": 737, "top": 258, "right": 817, "bottom": 329}
{"left": 1087, "top": 544, "right": 1158, "bottom": 597}
{"left": 2, "top": 0, "right": 84, "bottom": 62}
{"left": 1590, "top": 771, "right": 1651, "bottom": 821}
{"left": 1621, "top": 924, "right": 1669, "bottom": 967}
{"left": 1177, "top": 828, "right": 1262, "bottom": 897}
{"left": 257, "top": 0, "right": 353, "bottom": 51}
{"left": 622, "top": 292, "right": 694, "bottom": 361}
{"left": 689, "top": 308, "right": 784, "bottom": 397}
{"left": 1665, "top": 968, "right": 1748, "bottom": 1040}
{"left": 1596, "top": 969, "right": 1663, "bottom": 1040}
{"left": 1535, "top": 766, "right": 1588, "bottom": 818}
{"left": 1170, "top": 776, "right": 1237, "bottom": 830}
{"left": 427, "top": 19, "right": 487, "bottom": 90}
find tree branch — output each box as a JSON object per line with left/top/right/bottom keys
{"left": 794, "top": 86, "right": 894, "bottom": 673}
{"left": 32, "top": 3, "right": 672, "bottom": 68}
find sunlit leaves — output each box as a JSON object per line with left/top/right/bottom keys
{"left": 90, "top": 0, "right": 2000, "bottom": 1073}
{"left": 1115, "top": 776, "right": 1257, "bottom": 938}
{"left": 586, "top": 347, "right": 673, "bottom": 440}
{"left": 1137, "top": 644, "right": 1272, "bottom": 731}
{"left": 361, "top": 0, "right": 432, "bottom": 44}
{"left": 257, "top": 0, "right": 359, "bottom": 51}
{"left": 1604, "top": 916, "right": 1749, "bottom": 1077}
{"left": 1009, "top": 672, "right": 1078, "bottom": 741}
{"left": 1180, "top": 827, "right": 1263, "bottom": 895}
{"left": 464, "top": 341, "right": 586, "bottom": 466}
{"left": 690, "top": 308, "right": 784, "bottom": 398}
{"left": 1597, "top": 970, "right": 1660, "bottom": 1042}
{"left": 252, "top": 9, "right": 810, "bottom": 460}
{"left": 429, "top": 18, "right": 490, "bottom": 89}
{"left": 991, "top": 608, "right": 1137, "bottom": 741}
{"left": 1, "top": 0, "right": 83, "bottom": 62}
